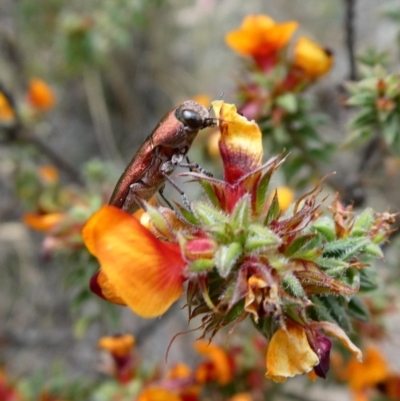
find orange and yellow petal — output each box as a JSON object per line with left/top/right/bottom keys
{"left": 343, "top": 346, "right": 389, "bottom": 391}
{"left": 293, "top": 37, "right": 333, "bottom": 80}
{"left": 137, "top": 388, "right": 181, "bottom": 401}
{"left": 90, "top": 270, "right": 126, "bottom": 305}
{"left": 98, "top": 334, "right": 135, "bottom": 357}
{"left": 194, "top": 340, "right": 233, "bottom": 386}
{"left": 23, "top": 212, "right": 65, "bottom": 232}
{"left": 212, "top": 101, "right": 263, "bottom": 184}
{"left": 82, "top": 206, "right": 185, "bottom": 318}
{"left": 225, "top": 15, "right": 298, "bottom": 57}
{"left": 0, "top": 93, "right": 15, "bottom": 122}
{"left": 265, "top": 324, "right": 319, "bottom": 383}
{"left": 27, "top": 78, "right": 56, "bottom": 111}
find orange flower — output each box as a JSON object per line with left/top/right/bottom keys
{"left": 82, "top": 205, "right": 186, "bottom": 318}
{"left": 225, "top": 15, "right": 298, "bottom": 57}
{"left": 265, "top": 323, "right": 319, "bottom": 382}
{"left": 0, "top": 93, "right": 15, "bottom": 123}
{"left": 293, "top": 37, "right": 333, "bottom": 80}
{"left": 343, "top": 346, "right": 389, "bottom": 391}
{"left": 38, "top": 165, "right": 59, "bottom": 184}
{"left": 98, "top": 334, "right": 135, "bottom": 357}
{"left": 194, "top": 340, "right": 233, "bottom": 386}
{"left": 23, "top": 212, "right": 65, "bottom": 232}
{"left": 27, "top": 78, "right": 56, "bottom": 111}
{"left": 137, "top": 388, "right": 181, "bottom": 401}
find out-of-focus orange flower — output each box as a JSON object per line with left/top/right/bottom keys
{"left": 82, "top": 205, "right": 186, "bottom": 318}
{"left": 194, "top": 340, "right": 233, "bottom": 386}
{"left": 98, "top": 334, "right": 135, "bottom": 357}
{"left": 27, "top": 78, "right": 56, "bottom": 111}
{"left": 225, "top": 15, "right": 298, "bottom": 57}
{"left": 137, "top": 388, "right": 182, "bottom": 401}
{"left": 0, "top": 93, "right": 15, "bottom": 123}
{"left": 293, "top": 37, "right": 333, "bottom": 80}
{"left": 343, "top": 346, "right": 389, "bottom": 391}
{"left": 98, "top": 334, "right": 136, "bottom": 383}
{"left": 206, "top": 129, "right": 220, "bottom": 159}
{"left": 192, "top": 94, "right": 211, "bottom": 108}
{"left": 23, "top": 212, "right": 65, "bottom": 232}
{"left": 229, "top": 393, "right": 254, "bottom": 401}
{"left": 265, "top": 323, "right": 319, "bottom": 382}
{"left": 38, "top": 165, "right": 59, "bottom": 184}
{"left": 167, "top": 363, "right": 192, "bottom": 380}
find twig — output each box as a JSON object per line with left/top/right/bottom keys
{"left": 344, "top": 0, "right": 357, "bottom": 80}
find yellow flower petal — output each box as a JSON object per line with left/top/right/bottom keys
{"left": 212, "top": 101, "right": 263, "bottom": 183}
{"left": 82, "top": 206, "right": 185, "bottom": 318}
{"left": 266, "top": 324, "right": 319, "bottom": 382}
{"left": 293, "top": 37, "right": 333, "bottom": 79}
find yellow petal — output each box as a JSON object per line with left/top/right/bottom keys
{"left": 266, "top": 324, "right": 319, "bottom": 382}
{"left": 293, "top": 37, "right": 333, "bottom": 79}
{"left": 212, "top": 101, "right": 263, "bottom": 183}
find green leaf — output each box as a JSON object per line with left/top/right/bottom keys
{"left": 231, "top": 194, "right": 251, "bottom": 230}
{"left": 351, "top": 208, "right": 374, "bottom": 236}
{"left": 276, "top": 93, "right": 298, "bottom": 113}
{"left": 188, "top": 259, "right": 215, "bottom": 273}
{"left": 284, "top": 234, "right": 316, "bottom": 257}
{"left": 347, "top": 296, "right": 370, "bottom": 322}
{"left": 214, "top": 242, "right": 243, "bottom": 277}
{"left": 255, "top": 170, "right": 272, "bottom": 215}
{"left": 192, "top": 201, "right": 227, "bottom": 226}
{"left": 282, "top": 273, "right": 306, "bottom": 298}
{"left": 313, "top": 216, "right": 336, "bottom": 241}
{"left": 246, "top": 224, "right": 281, "bottom": 251}
{"left": 264, "top": 191, "right": 280, "bottom": 225}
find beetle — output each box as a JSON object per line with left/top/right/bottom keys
{"left": 109, "top": 100, "right": 216, "bottom": 213}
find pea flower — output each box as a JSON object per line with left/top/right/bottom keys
{"left": 225, "top": 15, "right": 298, "bottom": 71}
{"left": 83, "top": 101, "right": 394, "bottom": 382}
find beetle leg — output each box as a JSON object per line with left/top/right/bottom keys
{"left": 180, "top": 156, "right": 213, "bottom": 177}
{"left": 161, "top": 172, "right": 192, "bottom": 212}
{"left": 158, "top": 185, "right": 174, "bottom": 210}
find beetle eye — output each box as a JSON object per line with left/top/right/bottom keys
{"left": 180, "top": 109, "right": 203, "bottom": 130}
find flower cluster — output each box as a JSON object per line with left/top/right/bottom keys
{"left": 96, "top": 332, "right": 271, "bottom": 401}
{"left": 224, "top": 15, "right": 334, "bottom": 185}
{"left": 83, "top": 101, "right": 394, "bottom": 383}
